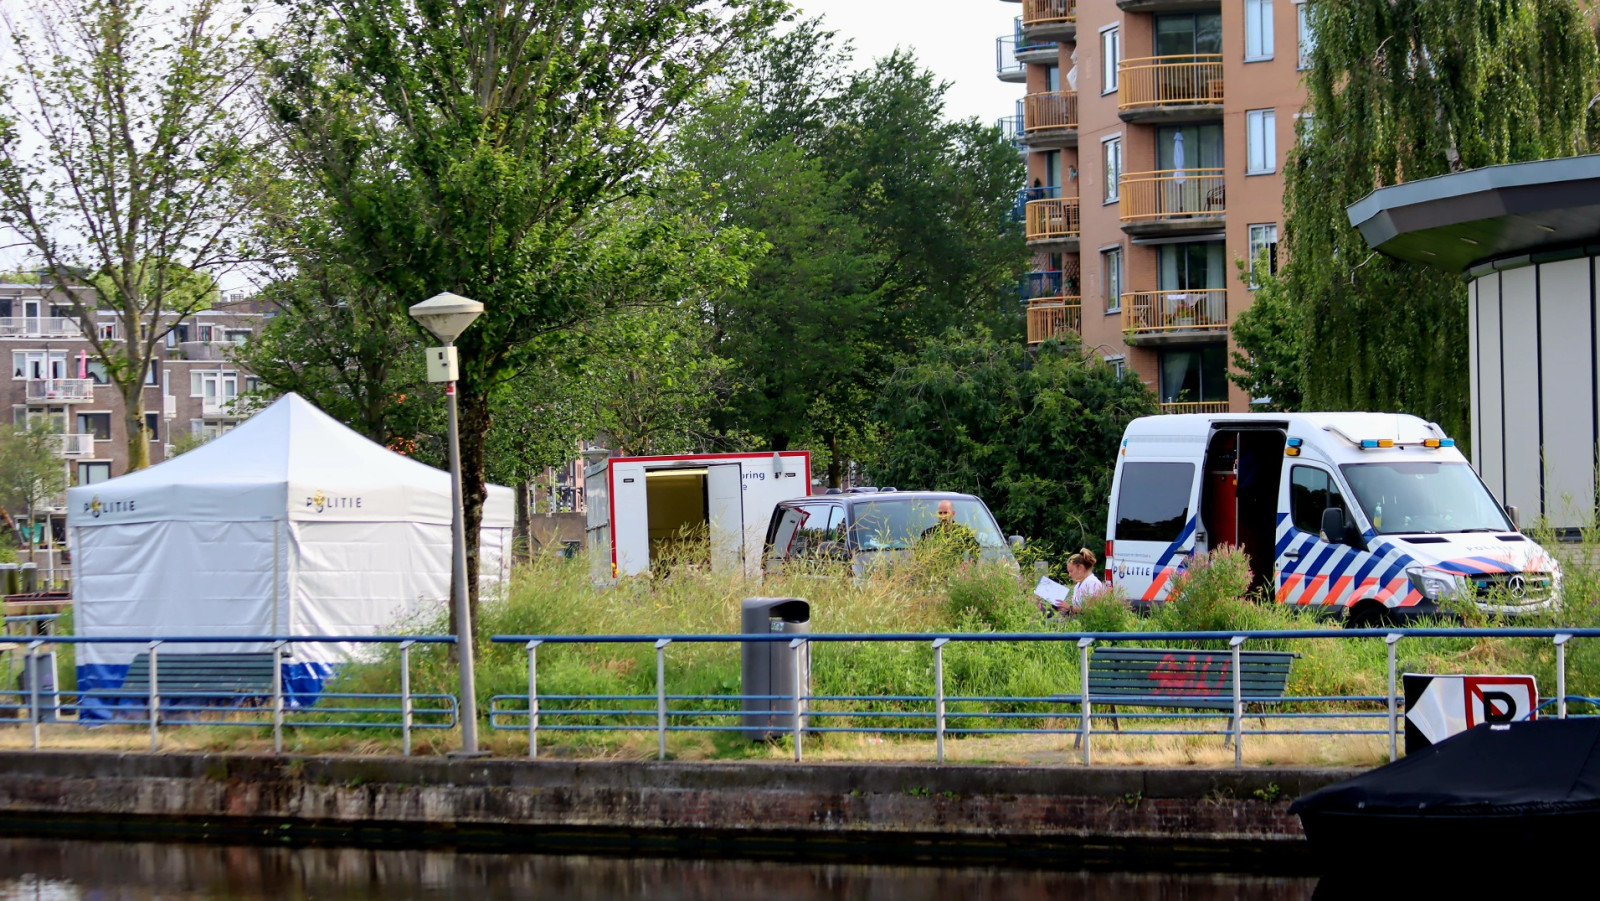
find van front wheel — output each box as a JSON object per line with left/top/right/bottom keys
{"left": 1346, "top": 601, "right": 1393, "bottom": 629}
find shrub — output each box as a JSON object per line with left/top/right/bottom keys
{"left": 1154, "top": 545, "right": 1255, "bottom": 634}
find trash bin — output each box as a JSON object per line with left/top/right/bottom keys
{"left": 0, "top": 563, "right": 17, "bottom": 596}
{"left": 740, "top": 597, "right": 811, "bottom": 741}
{"left": 17, "top": 650, "right": 59, "bottom": 723}
{"left": 17, "top": 562, "right": 36, "bottom": 594}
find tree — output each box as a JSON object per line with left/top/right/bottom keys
{"left": 1228, "top": 261, "right": 1304, "bottom": 411}
{"left": 674, "top": 24, "right": 1027, "bottom": 485}
{"left": 262, "top": 0, "right": 778, "bottom": 637}
{"left": 1280, "top": 0, "right": 1598, "bottom": 443}
{"left": 868, "top": 330, "right": 1158, "bottom": 556}
{"left": 0, "top": 422, "right": 69, "bottom": 555}
{"left": 0, "top": 0, "right": 260, "bottom": 471}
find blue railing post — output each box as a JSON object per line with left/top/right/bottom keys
{"left": 148, "top": 640, "right": 162, "bottom": 753}
{"left": 1555, "top": 633, "right": 1572, "bottom": 719}
{"left": 933, "top": 637, "right": 950, "bottom": 764}
{"left": 399, "top": 640, "right": 415, "bottom": 756}
{"left": 791, "top": 637, "right": 807, "bottom": 763}
{"left": 1078, "top": 636, "right": 1094, "bottom": 766}
{"left": 655, "top": 638, "right": 671, "bottom": 761}
{"left": 272, "top": 640, "right": 287, "bottom": 754}
{"left": 1230, "top": 635, "right": 1246, "bottom": 767}
{"left": 27, "top": 639, "right": 43, "bottom": 751}
{"left": 526, "top": 639, "right": 543, "bottom": 759}
{"left": 1385, "top": 633, "right": 1403, "bottom": 762}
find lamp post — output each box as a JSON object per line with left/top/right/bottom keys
{"left": 408, "top": 292, "right": 486, "bottom": 756}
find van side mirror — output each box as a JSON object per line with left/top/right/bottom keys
{"left": 1504, "top": 504, "right": 1520, "bottom": 529}
{"left": 1008, "top": 535, "right": 1025, "bottom": 550}
{"left": 1320, "top": 507, "right": 1349, "bottom": 545}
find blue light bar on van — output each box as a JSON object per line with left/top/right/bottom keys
{"left": 1360, "top": 439, "right": 1379, "bottom": 448}
{"left": 1286, "top": 438, "right": 1303, "bottom": 447}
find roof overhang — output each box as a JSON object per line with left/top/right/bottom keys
{"left": 1346, "top": 155, "right": 1600, "bottom": 274}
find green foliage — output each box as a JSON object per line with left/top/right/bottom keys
{"left": 1228, "top": 260, "right": 1304, "bottom": 410}
{"left": 1151, "top": 545, "right": 1258, "bottom": 634}
{"left": 1283, "top": 0, "right": 1600, "bottom": 446}
{"left": 1076, "top": 588, "right": 1136, "bottom": 633}
{"left": 672, "top": 22, "right": 1027, "bottom": 478}
{"left": 0, "top": 421, "right": 69, "bottom": 521}
{"left": 868, "top": 329, "right": 1157, "bottom": 558}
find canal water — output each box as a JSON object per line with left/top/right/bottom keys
{"left": 0, "top": 837, "right": 1324, "bottom": 900}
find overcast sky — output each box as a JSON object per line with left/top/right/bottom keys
{"left": 786, "top": 0, "right": 1023, "bottom": 125}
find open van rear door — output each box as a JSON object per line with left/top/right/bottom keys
{"left": 1109, "top": 460, "right": 1201, "bottom": 606}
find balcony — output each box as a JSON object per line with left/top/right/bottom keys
{"left": 996, "top": 114, "right": 1025, "bottom": 152}
{"left": 1159, "top": 400, "right": 1231, "bottom": 414}
{"left": 1020, "top": 0, "right": 1076, "bottom": 42}
{"left": 1021, "top": 90, "right": 1078, "bottom": 147}
{"left": 1012, "top": 18, "right": 1057, "bottom": 64}
{"left": 1027, "top": 298, "right": 1082, "bottom": 344}
{"left": 202, "top": 397, "right": 245, "bottom": 418}
{"left": 1118, "top": 168, "right": 1226, "bottom": 237}
{"left": 1118, "top": 0, "right": 1225, "bottom": 11}
{"left": 995, "top": 36, "right": 1025, "bottom": 82}
{"left": 24, "top": 378, "right": 94, "bottom": 403}
{"left": 1025, "top": 196, "right": 1080, "bottom": 247}
{"left": 0, "top": 316, "right": 82, "bottom": 339}
{"left": 1121, "top": 289, "right": 1228, "bottom": 344}
{"left": 1118, "top": 55, "right": 1224, "bottom": 122}
{"left": 52, "top": 433, "right": 95, "bottom": 458}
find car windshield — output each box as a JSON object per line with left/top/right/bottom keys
{"left": 1339, "top": 461, "right": 1513, "bottom": 535}
{"left": 849, "top": 498, "right": 1006, "bottom": 551}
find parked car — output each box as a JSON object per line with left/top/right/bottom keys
{"left": 763, "top": 490, "right": 1019, "bottom": 577}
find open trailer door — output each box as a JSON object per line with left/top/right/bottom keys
{"left": 610, "top": 461, "right": 649, "bottom": 577}
{"left": 707, "top": 463, "right": 744, "bottom": 573}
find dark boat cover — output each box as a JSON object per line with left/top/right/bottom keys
{"left": 1292, "top": 718, "right": 1600, "bottom": 816}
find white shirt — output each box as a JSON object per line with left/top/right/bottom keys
{"left": 1071, "top": 572, "right": 1105, "bottom": 607}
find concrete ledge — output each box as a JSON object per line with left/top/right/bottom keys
{"left": 0, "top": 753, "right": 1352, "bottom": 869}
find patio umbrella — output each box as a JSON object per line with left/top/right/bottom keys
{"left": 1172, "top": 131, "right": 1186, "bottom": 184}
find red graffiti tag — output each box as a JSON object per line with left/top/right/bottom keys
{"left": 1148, "top": 653, "right": 1230, "bottom": 696}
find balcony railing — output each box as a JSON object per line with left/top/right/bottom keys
{"left": 1118, "top": 55, "right": 1224, "bottom": 111}
{"left": 1022, "top": 90, "right": 1078, "bottom": 137}
{"left": 1159, "top": 400, "right": 1231, "bottom": 414}
{"left": 1121, "top": 289, "right": 1228, "bottom": 337}
{"left": 996, "top": 114, "right": 1025, "bottom": 150}
{"left": 1119, "top": 169, "right": 1226, "bottom": 223}
{"left": 24, "top": 378, "right": 94, "bottom": 403}
{"left": 1022, "top": 0, "right": 1077, "bottom": 28}
{"left": 1012, "top": 183, "right": 1059, "bottom": 222}
{"left": 1025, "top": 196, "right": 1081, "bottom": 242}
{"left": 1027, "top": 298, "right": 1082, "bottom": 344}
{"left": 52, "top": 433, "right": 95, "bottom": 458}
{"left": 995, "top": 36, "right": 1025, "bottom": 80}
{"left": 0, "top": 316, "right": 82, "bottom": 338}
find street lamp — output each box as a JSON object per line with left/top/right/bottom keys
{"left": 409, "top": 291, "right": 486, "bottom": 756}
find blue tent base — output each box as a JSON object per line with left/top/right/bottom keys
{"left": 74, "top": 662, "right": 335, "bottom": 721}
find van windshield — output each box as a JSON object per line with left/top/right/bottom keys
{"left": 1339, "top": 461, "right": 1513, "bottom": 535}
{"left": 849, "top": 499, "right": 1007, "bottom": 551}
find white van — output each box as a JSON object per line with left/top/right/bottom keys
{"left": 1105, "top": 413, "right": 1559, "bottom": 626}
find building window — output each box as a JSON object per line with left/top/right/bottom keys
{"left": 144, "top": 412, "right": 160, "bottom": 441}
{"left": 191, "top": 370, "right": 239, "bottom": 407}
{"left": 79, "top": 461, "right": 111, "bottom": 485}
{"left": 196, "top": 324, "right": 216, "bottom": 343}
{"left": 11, "top": 350, "right": 66, "bottom": 380}
{"left": 1103, "top": 247, "right": 1124, "bottom": 313}
{"left": 1245, "top": 0, "right": 1274, "bottom": 61}
{"left": 77, "top": 412, "right": 112, "bottom": 441}
{"left": 1159, "top": 345, "right": 1228, "bottom": 406}
{"left": 1102, "top": 136, "right": 1123, "bottom": 203}
{"left": 1297, "top": 1, "right": 1315, "bottom": 70}
{"left": 1106, "top": 355, "right": 1127, "bottom": 379}
{"left": 97, "top": 323, "right": 117, "bottom": 340}
{"left": 225, "top": 328, "right": 252, "bottom": 344}
{"left": 1247, "top": 109, "right": 1277, "bottom": 174}
{"left": 1100, "top": 25, "right": 1120, "bottom": 94}
{"left": 1248, "top": 224, "right": 1280, "bottom": 288}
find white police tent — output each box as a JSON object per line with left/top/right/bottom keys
{"left": 67, "top": 392, "right": 514, "bottom": 705}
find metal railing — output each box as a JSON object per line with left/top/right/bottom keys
{"left": 1022, "top": 0, "right": 1077, "bottom": 28}
{"left": 488, "top": 629, "right": 1600, "bottom": 767}
{"left": 0, "top": 317, "right": 82, "bottom": 338}
{"left": 1027, "top": 298, "right": 1082, "bottom": 344}
{"left": 1118, "top": 55, "right": 1224, "bottom": 111}
{"left": 996, "top": 114, "right": 1025, "bottom": 150}
{"left": 0, "top": 635, "right": 457, "bottom": 755}
{"left": 1122, "top": 288, "right": 1228, "bottom": 336}
{"left": 995, "top": 36, "right": 1025, "bottom": 79}
{"left": 1025, "top": 196, "right": 1081, "bottom": 242}
{"left": 24, "top": 378, "right": 94, "bottom": 403}
{"left": 1159, "top": 400, "right": 1231, "bottom": 414}
{"left": 52, "top": 433, "right": 96, "bottom": 458}
{"left": 1119, "top": 168, "right": 1225, "bottom": 223}
{"left": 1013, "top": 183, "right": 1060, "bottom": 222}
{"left": 1022, "top": 90, "right": 1078, "bottom": 135}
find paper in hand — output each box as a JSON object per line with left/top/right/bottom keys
{"left": 1034, "top": 576, "right": 1071, "bottom": 605}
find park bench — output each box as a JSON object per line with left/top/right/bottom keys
{"left": 119, "top": 651, "right": 277, "bottom": 706}
{"left": 1075, "top": 646, "right": 1296, "bottom": 745}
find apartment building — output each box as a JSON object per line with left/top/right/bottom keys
{"left": 1, "top": 278, "right": 264, "bottom": 526}
{"left": 998, "top": 0, "right": 1310, "bottom": 412}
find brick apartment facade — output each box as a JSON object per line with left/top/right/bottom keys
{"left": 1, "top": 278, "right": 263, "bottom": 530}
{"left": 999, "top": 0, "right": 1309, "bottom": 411}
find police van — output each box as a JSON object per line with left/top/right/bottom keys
{"left": 1105, "top": 413, "right": 1559, "bottom": 626}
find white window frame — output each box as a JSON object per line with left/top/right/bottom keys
{"left": 191, "top": 369, "right": 239, "bottom": 406}
{"left": 1247, "top": 109, "right": 1278, "bottom": 174}
{"left": 1248, "top": 223, "right": 1279, "bottom": 289}
{"left": 1245, "top": 0, "right": 1274, "bottom": 61}
{"left": 1102, "top": 246, "right": 1124, "bottom": 313}
{"left": 1105, "top": 354, "right": 1127, "bottom": 379}
{"left": 1100, "top": 25, "right": 1120, "bottom": 95}
{"left": 1102, "top": 134, "right": 1123, "bottom": 204}
{"left": 1297, "top": 1, "right": 1314, "bottom": 70}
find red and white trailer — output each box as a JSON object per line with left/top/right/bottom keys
{"left": 585, "top": 451, "right": 811, "bottom": 581}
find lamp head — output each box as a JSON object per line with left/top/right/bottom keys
{"left": 408, "top": 292, "right": 483, "bottom": 343}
